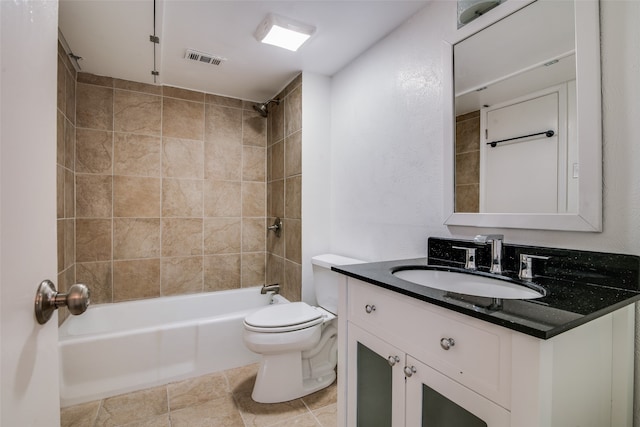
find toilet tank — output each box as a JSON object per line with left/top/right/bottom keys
{"left": 312, "top": 254, "right": 365, "bottom": 315}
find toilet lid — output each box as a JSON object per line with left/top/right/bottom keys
{"left": 244, "top": 302, "right": 323, "bottom": 329}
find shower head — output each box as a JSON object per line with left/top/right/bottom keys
{"left": 253, "top": 98, "right": 280, "bottom": 117}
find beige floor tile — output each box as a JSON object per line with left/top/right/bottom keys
{"left": 60, "top": 400, "right": 101, "bottom": 427}
{"left": 226, "top": 363, "right": 259, "bottom": 395}
{"left": 94, "top": 386, "right": 168, "bottom": 427}
{"left": 168, "top": 372, "right": 230, "bottom": 411}
{"left": 170, "top": 396, "right": 244, "bottom": 427}
{"left": 269, "top": 413, "right": 321, "bottom": 427}
{"left": 313, "top": 403, "right": 338, "bottom": 427}
{"left": 119, "top": 414, "right": 170, "bottom": 427}
{"left": 301, "top": 381, "right": 337, "bottom": 410}
{"left": 234, "top": 391, "right": 308, "bottom": 427}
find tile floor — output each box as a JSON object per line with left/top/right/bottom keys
{"left": 60, "top": 363, "right": 337, "bottom": 427}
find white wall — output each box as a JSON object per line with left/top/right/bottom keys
{"left": 329, "top": 0, "right": 640, "bottom": 423}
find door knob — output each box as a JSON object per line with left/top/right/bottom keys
{"left": 34, "top": 280, "right": 90, "bottom": 325}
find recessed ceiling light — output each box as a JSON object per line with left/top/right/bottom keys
{"left": 254, "top": 13, "right": 316, "bottom": 52}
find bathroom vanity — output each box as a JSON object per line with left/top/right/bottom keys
{"left": 334, "top": 238, "right": 640, "bottom": 427}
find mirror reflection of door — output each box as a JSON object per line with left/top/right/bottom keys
{"left": 481, "top": 88, "right": 563, "bottom": 213}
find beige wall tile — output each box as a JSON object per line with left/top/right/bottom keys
{"left": 76, "top": 83, "right": 113, "bottom": 130}
{"left": 65, "top": 69, "right": 76, "bottom": 125}
{"left": 114, "top": 90, "right": 161, "bottom": 135}
{"left": 64, "top": 117, "right": 75, "bottom": 170}
{"left": 267, "top": 218, "right": 285, "bottom": 258}
{"left": 203, "top": 180, "right": 241, "bottom": 217}
{"left": 161, "top": 256, "right": 203, "bottom": 295}
{"left": 204, "top": 140, "right": 242, "bottom": 180}
{"left": 162, "top": 218, "right": 203, "bottom": 257}
{"left": 242, "top": 218, "right": 266, "bottom": 253}
{"left": 64, "top": 168, "right": 74, "bottom": 218}
{"left": 204, "top": 254, "right": 241, "bottom": 291}
{"left": 285, "top": 131, "right": 302, "bottom": 177}
{"left": 57, "top": 55, "right": 66, "bottom": 114}
{"left": 113, "top": 176, "right": 161, "bottom": 217}
{"left": 57, "top": 166, "right": 65, "bottom": 219}
{"left": 113, "top": 218, "right": 161, "bottom": 259}
{"left": 241, "top": 252, "right": 266, "bottom": 288}
{"left": 285, "top": 176, "right": 301, "bottom": 220}
{"left": 285, "top": 219, "right": 301, "bottom": 264}
{"left": 76, "top": 261, "right": 112, "bottom": 304}
{"left": 266, "top": 253, "right": 284, "bottom": 285}
{"left": 64, "top": 219, "right": 75, "bottom": 270}
{"left": 204, "top": 105, "right": 242, "bottom": 145}
{"left": 204, "top": 217, "right": 241, "bottom": 254}
{"left": 242, "top": 182, "right": 266, "bottom": 217}
{"left": 271, "top": 141, "right": 284, "bottom": 181}
{"left": 455, "top": 112, "right": 481, "bottom": 154}
{"left": 114, "top": 79, "right": 162, "bottom": 95}
{"left": 113, "top": 259, "right": 161, "bottom": 301}
{"left": 114, "top": 133, "right": 161, "bottom": 177}
{"left": 284, "top": 85, "right": 302, "bottom": 137}
{"left": 455, "top": 184, "right": 480, "bottom": 213}
{"left": 243, "top": 110, "right": 267, "bottom": 147}
{"left": 269, "top": 99, "right": 285, "bottom": 144}
{"left": 163, "top": 86, "right": 204, "bottom": 102}
{"left": 57, "top": 110, "right": 65, "bottom": 165}
{"left": 162, "top": 98, "right": 204, "bottom": 140}
{"left": 76, "top": 129, "right": 113, "bottom": 174}
{"left": 162, "top": 137, "right": 204, "bottom": 179}
{"left": 162, "top": 179, "right": 203, "bottom": 217}
{"left": 76, "top": 219, "right": 112, "bottom": 262}
{"left": 205, "top": 93, "right": 243, "bottom": 108}
{"left": 77, "top": 72, "right": 113, "bottom": 87}
{"left": 243, "top": 146, "right": 266, "bottom": 182}
{"left": 76, "top": 174, "right": 112, "bottom": 218}
{"left": 284, "top": 259, "right": 302, "bottom": 302}
{"left": 455, "top": 151, "right": 480, "bottom": 185}
{"left": 269, "top": 179, "right": 285, "bottom": 219}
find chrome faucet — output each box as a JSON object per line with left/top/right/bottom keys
{"left": 473, "top": 234, "right": 504, "bottom": 274}
{"left": 260, "top": 284, "right": 280, "bottom": 294}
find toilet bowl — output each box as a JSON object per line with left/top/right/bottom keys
{"left": 242, "top": 254, "right": 364, "bottom": 403}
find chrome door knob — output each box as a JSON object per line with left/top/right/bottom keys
{"left": 440, "top": 337, "right": 455, "bottom": 350}
{"left": 403, "top": 365, "right": 417, "bottom": 377}
{"left": 35, "top": 280, "right": 90, "bottom": 325}
{"left": 387, "top": 355, "right": 400, "bottom": 366}
{"left": 365, "top": 304, "right": 376, "bottom": 313}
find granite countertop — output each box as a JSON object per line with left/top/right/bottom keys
{"left": 333, "top": 257, "right": 640, "bottom": 339}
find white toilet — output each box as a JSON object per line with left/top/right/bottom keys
{"left": 243, "top": 254, "right": 364, "bottom": 403}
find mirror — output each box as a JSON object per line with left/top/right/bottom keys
{"left": 443, "top": 0, "right": 602, "bottom": 231}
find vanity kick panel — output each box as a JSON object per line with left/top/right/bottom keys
{"left": 348, "top": 279, "right": 511, "bottom": 408}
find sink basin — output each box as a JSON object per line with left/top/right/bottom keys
{"left": 392, "top": 268, "right": 544, "bottom": 299}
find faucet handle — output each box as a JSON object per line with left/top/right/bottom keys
{"left": 519, "top": 254, "right": 550, "bottom": 280}
{"left": 452, "top": 246, "right": 477, "bottom": 270}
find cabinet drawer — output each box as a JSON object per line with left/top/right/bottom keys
{"left": 348, "top": 278, "right": 511, "bottom": 409}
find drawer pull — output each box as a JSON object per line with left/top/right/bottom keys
{"left": 440, "top": 337, "right": 455, "bottom": 350}
{"left": 403, "top": 365, "right": 417, "bottom": 377}
{"left": 387, "top": 355, "right": 400, "bottom": 367}
{"left": 365, "top": 304, "right": 376, "bottom": 313}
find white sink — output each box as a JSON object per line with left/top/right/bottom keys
{"left": 392, "top": 268, "right": 544, "bottom": 300}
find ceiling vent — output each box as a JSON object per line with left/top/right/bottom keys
{"left": 184, "top": 49, "right": 226, "bottom": 66}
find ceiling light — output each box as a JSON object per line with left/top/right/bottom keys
{"left": 254, "top": 13, "right": 316, "bottom": 52}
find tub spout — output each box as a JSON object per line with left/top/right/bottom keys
{"left": 261, "top": 284, "right": 280, "bottom": 295}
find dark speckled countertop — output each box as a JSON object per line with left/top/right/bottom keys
{"left": 332, "top": 238, "right": 640, "bottom": 339}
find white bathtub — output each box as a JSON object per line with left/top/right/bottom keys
{"left": 59, "top": 286, "right": 284, "bottom": 407}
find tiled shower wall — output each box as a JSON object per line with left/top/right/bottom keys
{"left": 57, "top": 68, "right": 270, "bottom": 307}
{"left": 455, "top": 110, "right": 480, "bottom": 213}
{"left": 266, "top": 75, "right": 303, "bottom": 301}
{"left": 56, "top": 42, "right": 77, "bottom": 324}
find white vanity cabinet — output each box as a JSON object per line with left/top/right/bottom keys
{"left": 337, "top": 278, "right": 634, "bottom": 427}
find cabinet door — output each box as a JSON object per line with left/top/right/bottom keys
{"left": 405, "top": 356, "right": 510, "bottom": 427}
{"left": 347, "top": 323, "right": 406, "bottom": 427}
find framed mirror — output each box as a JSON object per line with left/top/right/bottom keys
{"left": 443, "top": 0, "right": 602, "bottom": 231}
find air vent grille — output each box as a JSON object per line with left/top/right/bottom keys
{"left": 184, "top": 49, "right": 226, "bottom": 66}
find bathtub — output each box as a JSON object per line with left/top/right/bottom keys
{"left": 59, "top": 286, "right": 285, "bottom": 407}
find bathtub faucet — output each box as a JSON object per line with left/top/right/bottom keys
{"left": 261, "top": 284, "right": 280, "bottom": 294}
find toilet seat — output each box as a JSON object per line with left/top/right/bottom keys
{"left": 244, "top": 302, "right": 324, "bottom": 333}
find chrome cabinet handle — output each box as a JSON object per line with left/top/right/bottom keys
{"left": 404, "top": 365, "right": 417, "bottom": 377}
{"left": 440, "top": 337, "right": 455, "bottom": 350}
{"left": 365, "top": 304, "right": 376, "bottom": 313}
{"left": 387, "top": 355, "right": 400, "bottom": 366}
{"left": 35, "top": 280, "right": 90, "bottom": 325}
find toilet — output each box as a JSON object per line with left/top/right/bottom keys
{"left": 243, "top": 254, "right": 364, "bottom": 403}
